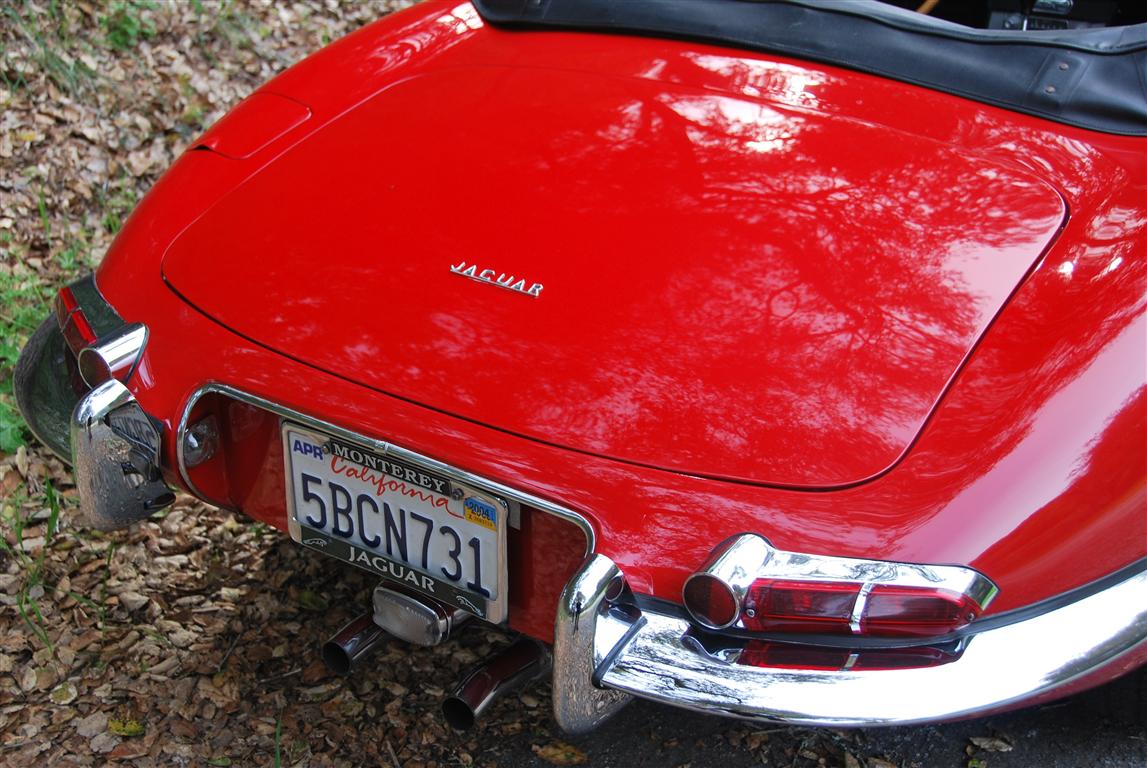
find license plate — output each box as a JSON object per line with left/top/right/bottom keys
{"left": 282, "top": 424, "right": 508, "bottom": 623}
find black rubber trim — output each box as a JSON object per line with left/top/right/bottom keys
{"left": 592, "top": 612, "right": 648, "bottom": 687}
{"left": 638, "top": 556, "right": 1147, "bottom": 651}
{"left": 13, "top": 317, "right": 82, "bottom": 463}
{"left": 68, "top": 274, "right": 125, "bottom": 339}
{"left": 472, "top": 0, "right": 1147, "bottom": 135}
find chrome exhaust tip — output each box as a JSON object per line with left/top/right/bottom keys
{"left": 322, "top": 613, "right": 387, "bottom": 675}
{"left": 443, "top": 637, "right": 551, "bottom": 730}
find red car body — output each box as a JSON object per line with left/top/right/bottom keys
{"left": 16, "top": 0, "right": 1147, "bottom": 730}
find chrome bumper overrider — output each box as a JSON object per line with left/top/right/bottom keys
{"left": 553, "top": 555, "right": 1147, "bottom": 732}
{"left": 71, "top": 379, "right": 175, "bottom": 530}
{"left": 15, "top": 316, "right": 173, "bottom": 530}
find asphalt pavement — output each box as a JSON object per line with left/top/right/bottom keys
{"left": 479, "top": 670, "right": 1146, "bottom": 767}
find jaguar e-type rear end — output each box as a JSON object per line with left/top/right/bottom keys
{"left": 15, "top": 0, "right": 1147, "bottom": 730}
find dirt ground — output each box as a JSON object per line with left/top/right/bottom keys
{"left": 0, "top": 2, "right": 1143, "bottom": 766}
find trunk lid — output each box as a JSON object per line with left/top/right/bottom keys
{"left": 162, "top": 66, "right": 1065, "bottom": 487}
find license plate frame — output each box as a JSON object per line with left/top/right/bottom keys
{"left": 281, "top": 422, "right": 509, "bottom": 624}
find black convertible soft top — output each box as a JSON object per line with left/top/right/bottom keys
{"left": 472, "top": 0, "right": 1147, "bottom": 136}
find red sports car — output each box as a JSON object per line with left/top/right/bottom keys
{"left": 16, "top": 0, "right": 1147, "bottom": 731}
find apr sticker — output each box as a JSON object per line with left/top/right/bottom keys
{"left": 292, "top": 438, "right": 326, "bottom": 459}
{"left": 463, "top": 496, "right": 498, "bottom": 531}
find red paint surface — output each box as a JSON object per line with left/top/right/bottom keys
{"left": 193, "top": 92, "right": 311, "bottom": 160}
{"left": 161, "top": 61, "right": 1064, "bottom": 489}
{"left": 96, "top": 1, "right": 1146, "bottom": 644}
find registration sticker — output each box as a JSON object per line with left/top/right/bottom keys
{"left": 464, "top": 496, "right": 498, "bottom": 531}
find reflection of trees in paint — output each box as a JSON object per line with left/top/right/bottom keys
{"left": 480, "top": 74, "right": 1064, "bottom": 486}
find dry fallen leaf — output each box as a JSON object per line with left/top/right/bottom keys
{"left": 532, "top": 742, "right": 589, "bottom": 766}
{"left": 75, "top": 711, "right": 108, "bottom": 738}
{"left": 48, "top": 681, "right": 77, "bottom": 705}
{"left": 118, "top": 590, "right": 149, "bottom": 612}
{"left": 108, "top": 717, "right": 146, "bottom": 737}
{"left": 969, "top": 735, "right": 1014, "bottom": 753}
{"left": 90, "top": 730, "right": 119, "bottom": 753}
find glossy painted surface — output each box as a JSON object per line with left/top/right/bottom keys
{"left": 193, "top": 92, "right": 311, "bottom": 160}
{"left": 95, "top": 0, "right": 1145, "bottom": 645}
{"left": 161, "top": 53, "right": 1064, "bottom": 489}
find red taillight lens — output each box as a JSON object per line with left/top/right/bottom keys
{"left": 861, "top": 585, "right": 980, "bottom": 638}
{"left": 742, "top": 579, "right": 859, "bottom": 634}
{"left": 736, "top": 641, "right": 958, "bottom": 671}
{"left": 54, "top": 286, "right": 79, "bottom": 325}
{"left": 682, "top": 573, "right": 740, "bottom": 629}
{"left": 737, "top": 641, "right": 851, "bottom": 670}
{"left": 55, "top": 286, "right": 97, "bottom": 353}
{"left": 849, "top": 644, "right": 957, "bottom": 671}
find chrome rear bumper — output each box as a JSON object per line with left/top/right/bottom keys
{"left": 553, "top": 555, "right": 1147, "bottom": 732}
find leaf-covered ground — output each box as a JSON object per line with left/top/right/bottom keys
{"left": 0, "top": 2, "right": 1144, "bottom": 766}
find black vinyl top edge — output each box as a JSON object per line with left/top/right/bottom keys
{"left": 472, "top": 0, "right": 1147, "bottom": 136}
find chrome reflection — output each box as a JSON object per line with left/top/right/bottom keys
{"left": 71, "top": 379, "right": 175, "bottom": 530}
{"left": 561, "top": 557, "right": 1147, "bottom": 729}
{"left": 552, "top": 555, "right": 634, "bottom": 735}
{"left": 175, "top": 383, "right": 597, "bottom": 553}
{"left": 77, "top": 322, "right": 147, "bottom": 387}
{"left": 683, "top": 533, "right": 997, "bottom": 634}
{"left": 682, "top": 534, "right": 772, "bottom": 629}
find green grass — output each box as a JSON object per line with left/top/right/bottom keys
{"left": 274, "top": 713, "right": 283, "bottom": 768}
{"left": 55, "top": 237, "right": 91, "bottom": 273}
{"left": 190, "top": 0, "right": 257, "bottom": 63}
{"left": 0, "top": 476, "right": 121, "bottom": 651}
{"left": 97, "top": 180, "right": 139, "bottom": 236}
{"left": 101, "top": 0, "right": 158, "bottom": 51}
{"left": 0, "top": 182, "right": 97, "bottom": 453}
{"left": 0, "top": 266, "right": 51, "bottom": 453}
{"left": 2, "top": 2, "right": 97, "bottom": 96}
{"left": 0, "top": 482, "right": 62, "bottom": 648}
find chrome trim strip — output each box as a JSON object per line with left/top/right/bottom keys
{"left": 589, "top": 568, "right": 1147, "bottom": 728}
{"left": 175, "top": 383, "right": 596, "bottom": 555}
{"left": 850, "top": 582, "right": 875, "bottom": 634}
{"left": 66, "top": 274, "right": 125, "bottom": 338}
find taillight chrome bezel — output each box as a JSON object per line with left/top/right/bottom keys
{"left": 682, "top": 533, "right": 998, "bottom": 638}
{"left": 682, "top": 534, "right": 772, "bottom": 629}
{"left": 53, "top": 275, "right": 148, "bottom": 389}
{"left": 77, "top": 323, "right": 148, "bottom": 387}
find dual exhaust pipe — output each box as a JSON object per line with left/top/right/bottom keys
{"left": 321, "top": 583, "right": 550, "bottom": 729}
{"left": 442, "top": 637, "right": 550, "bottom": 730}
{"left": 321, "top": 613, "right": 387, "bottom": 676}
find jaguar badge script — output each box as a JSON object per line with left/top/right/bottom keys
{"left": 450, "top": 261, "right": 543, "bottom": 298}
